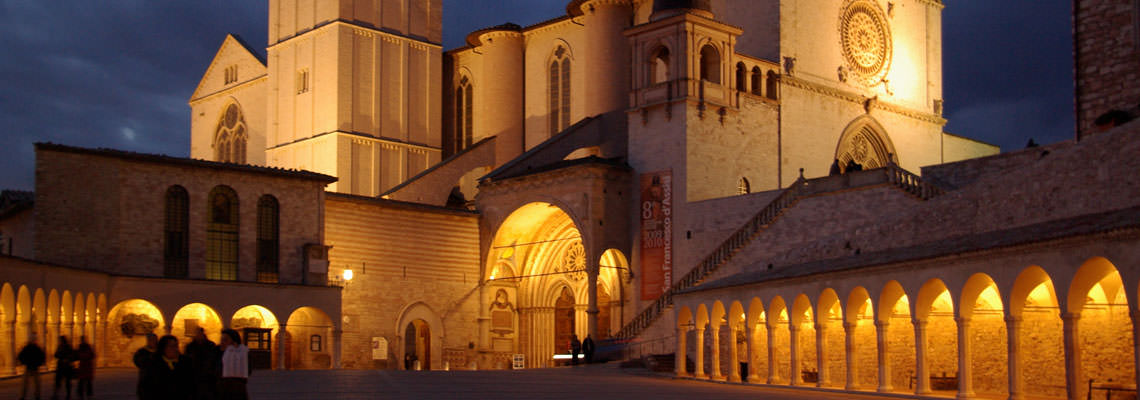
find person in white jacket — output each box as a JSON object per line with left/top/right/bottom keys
{"left": 218, "top": 329, "right": 249, "bottom": 400}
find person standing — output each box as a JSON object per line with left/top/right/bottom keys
{"left": 569, "top": 334, "right": 581, "bottom": 366}
{"left": 74, "top": 336, "right": 95, "bottom": 400}
{"left": 144, "top": 335, "right": 193, "bottom": 400}
{"left": 217, "top": 329, "right": 249, "bottom": 400}
{"left": 18, "top": 333, "right": 46, "bottom": 400}
{"left": 185, "top": 327, "right": 220, "bottom": 400}
{"left": 52, "top": 336, "right": 76, "bottom": 400}
{"left": 133, "top": 333, "right": 158, "bottom": 399}
{"left": 581, "top": 334, "right": 596, "bottom": 364}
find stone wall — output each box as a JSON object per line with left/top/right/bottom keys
{"left": 1075, "top": 0, "right": 1140, "bottom": 138}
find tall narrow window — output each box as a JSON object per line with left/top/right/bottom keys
{"left": 766, "top": 70, "right": 779, "bottom": 100}
{"left": 455, "top": 77, "right": 474, "bottom": 151}
{"left": 214, "top": 103, "right": 248, "bottom": 164}
{"left": 256, "top": 195, "right": 279, "bottom": 283}
{"left": 206, "top": 186, "right": 239, "bottom": 281}
{"left": 549, "top": 46, "right": 571, "bottom": 135}
{"left": 224, "top": 65, "right": 238, "bottom": 85}
{"left": 164, "top": 186, "right": 189, "bottom": 278}
{"left": 296, "top": 69, "right": 310, "bottom": 94}
{"left": 735, "top": 63, "right": 747, "bottom": 92}
{"left": 737, "top": 178, "right": 751, "bottom": 195}
{"left": 751, "top": 67, "right": 763, "bottom": 95}
{"left": 699, "top": 45, "right": 721, "bottom": 84}
{"left": 651, "top": 47, "right": 670, "bottom": 85}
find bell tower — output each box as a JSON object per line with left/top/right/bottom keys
{"left": 265, "top": 0, "right": 443, "bottom": 196}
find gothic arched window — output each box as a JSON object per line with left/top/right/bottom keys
{"left": 699, "top": 44, "right": 721, "bottom": 84}
{"left": 164, "top": 185, "right": 189, "bottom": 278}
{"left": 650, "top": 47, "right": 670, "bottom": 85}
{"left": 737, "top": 178, "right": 751, "bottom": 195}
{"left": 214, "top": 103, "right": 248, "bottom": 164}
{"left": 206, "top": 186, "right": 239, "bottom": 281}
{"left": 751, "top": 67, "right": 763, "bottom": 95}
{"left": 550, "top": 46, "right": 571, "bottom": 135}
{"left": 766, "top": 70, "right": 779, "bottom": 100}
{"left": 455, "top": 76, "right": 474, "bottom": 151}
{"left": 256, "top": 195, "right": 279, "bottom": 283}
{"left": 735, "top": 63, "right": 747, "bottom": 92}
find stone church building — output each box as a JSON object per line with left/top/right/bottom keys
{"left": 0, "top": 0, "right": 1136, "bottom": 399}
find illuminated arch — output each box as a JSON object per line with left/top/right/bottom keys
{"left": 214, "top": 100, "right": 248, "bottom": 164}
{"left": 285, "top": 306, "right": 334, "bottom": 370}
{"left": 106, "top": 299, "right": 164, "bottom": 367}
{"left": 835, "top": 115, "right": 896, "bottom": 172}
{"left": 172, "top": 303, "right": 223, "bottom": 345}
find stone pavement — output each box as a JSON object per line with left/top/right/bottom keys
{"left": 0, "top": 366, "right": 897, "bottom": 399}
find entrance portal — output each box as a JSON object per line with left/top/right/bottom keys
{"left": 554, "top": 287, "right": 576, "bottom": 354}
{"left": 404, "top": 319, "right": 431, "bottom": 370}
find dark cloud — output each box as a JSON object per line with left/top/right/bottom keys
{"left": 0, "top": 1, "right": 1073, "bottom": 190}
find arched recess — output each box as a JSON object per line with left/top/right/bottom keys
{"left": 395, "top": 302, "right": 444, "bottom": 371}
{"left": 1068, "top": 257, "right": 1134, "bottom": 399}
{"left": 598, "top": 248, "right": 629, "bottom": 340}
{"left": 746, "top": 297, "right": 767, "bottom": 382}
{"left": 735, "top": 62, "right": 747, "bottom": 92}
{"left": 677, "top": 306, "right": 694, "bottom": 375}
{"left": 751, "top": 67, "right": 763, "bottom": 95}
{"left": 649, "top": 45, "right": 671, "bottom": 85}
{"left": 728, "top": 301, "right": 746, "bottom": 381}
{"left": 768, "top": 296, "right": 790, "bottom": 384}
{"left": 835, "top": 116, "right": 897, "bottom": 172}
{"left": 960, "top": 273, "right": 1008, "bottom": 397}
{"left": 1008, "top": 266, "right": 1063, "bottom": 398}
{"left": 214, "top": 101, "right": 248, "bottom": 164}
{"left": 699, "top": 44, "right": 721, "bottom": 84}
{"left": 790, "top": 294, "right": 817, "bottom": 386}
{"left": 172, "top": 303, "right": 222, "bottom": 347}
{"left": 553, "top": 286, "right": 576, "bottom": 355}
{"left": 845, "top": 287, "right": 878, "bottom": 389}
{"left": 709, "top": 301, "right": 727, "bottom": 379}
{"left": 549, "top": 44, "right": 573, "bottom": 135}
{"left": 71, "top": 292, "right": 84, "bottom": 341}
{"left": 486, "top": 201, "right": 591, "bottom": 368}
{"left": 914, "top": 278, "right": 957, "bottom": 393}
{"left": 84, "top": 293, "right": 96, "bottom": 340}
{"left": 878, "top": 281, "right": 915, "bottom": 391}
{"left": 16, "top": 286, "right": 30, "bottom": 350}
{"left": 817, "top": 288, "right": 845, "bottom": 388}
{"left": 695, "top": 304, "right": 710, "bottom": 378}
{"left": 231, "top": 305, "right": 280, "bottom": 370}
{"left": 285, "top": 306, "right": 334, "bottom": 370}
{"left": 46, "top": 290, "right": 59, "bottom": 357}
{"left": 106, "top": 299, "right": 164, "bottom": 367}
{"left": 60, "top": 291, "right": 73, "bottom": 336}
{"left": 32, "top": 289, "right": 44, "bottom": 346}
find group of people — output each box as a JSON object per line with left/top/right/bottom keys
{"left": 16, "top": 333, "right": 96, "bottom": 400}
{"left": 133, "top": 327, "right": 251, "bottom": 400}
{"left": 828, "top": 158, "right": 865, "bottom": 175}
{"left": 567, "top": 334, "right": 596, "bottom": 365}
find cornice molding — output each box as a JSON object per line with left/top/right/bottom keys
{"left": 782, "top": 75, "right": 946, "bottom": 125}
{"left": 189, "top": 75, "right": 268, "bottom": 105}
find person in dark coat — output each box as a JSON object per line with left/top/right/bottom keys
{"left": 184, "top": 327, "right": 220, "bottom": 400}
{"left": 133, "top": 333, "right": 158, "bottom": 399}
{"left": 581, "top": 334, "right": 596, "bottom": 364}
{"left": 829, "top": 159, "right": 842, "bottom": 176}
{"left": 144, "top": 335, "right": 194, "bottom": 400}
{"left": 52, "top": 335, "right": 75, "bottom": 400}
{"left": 18, "top": 333, "right": 46, "bottom": 400}
{"left": 74, "top": 336, "right": 95, "bottom": 400}
{"left": 569, "top": 334, "right": 581, "bottom": 366}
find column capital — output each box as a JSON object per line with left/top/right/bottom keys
{"left": 1004, "top": 314, "right": 1022, "bottom": 323}
{"left": 954, "top": 316, "right": 971, "bottom": 324}
{"left": 912, "top": 318, "right": 927, "bottom": 327}
{"left": 814, "top": 323, "right": 824, "bottom": 331}
{"left": 843, "top": 321, "right": 857, "bottom": 330}
{"left": 874, "top": 319, "right": 889, "bottom": 329}
{"left": 788, "top": 323, "right": 798, "bottom": 333}
{"left": 1061, "top": 312, "right": 1080, "bottom": 322}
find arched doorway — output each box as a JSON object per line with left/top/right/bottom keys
{"left": 231, "top": 305, "right": 279, "bottom": 370}
{"left": 554, "top": 287, "right": 575, "bottom": 355}
{"left": 404, "top": 320, "right": 431, "bottom": 370}
{"left": 835, "top": 116, "right": 896, "bottom": 173}
{"left": 285, "top": 307, "right": 333, "bottom": 370}
{"left": 172, "top": 303, "right": 222, "bottom": 348}
{"left": 105, "top": 299, "right": 164, "bottom": 367}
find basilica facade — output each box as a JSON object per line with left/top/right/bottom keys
{"left": 1, "top": 0, "right": 1133, "bottom": 398}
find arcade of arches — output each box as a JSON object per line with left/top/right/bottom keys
{"left": 483, "top": 202, "right": 629, "bottom": 368}
{"left": 0, "top": 280, "right": 337, "bottom": 376}
{"left": 675, "top": 255, "right": 1139, "bottom": 400}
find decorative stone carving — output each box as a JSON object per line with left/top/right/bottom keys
{"left": 839, "top": 0, "right": 892, "bottom": 86}
{"left": 119, "top": 313, "right": 160, "bottom": 337}
{"left": 559, "top": 241, "right": 588, "bottom": 281}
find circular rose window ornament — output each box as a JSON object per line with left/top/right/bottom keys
{"left": 839, "top": 0, "right": 892, "bottom": 86}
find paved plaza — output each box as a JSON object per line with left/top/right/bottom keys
{"left": 0, "top": 365, "right": 898, "bottom": 400}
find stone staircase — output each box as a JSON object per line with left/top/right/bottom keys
{"left": 613, "top": 164, "right": 943, "bottom": 342}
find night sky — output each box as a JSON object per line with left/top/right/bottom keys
{"left": 0, "top": 1, "right": 1074, "bottom": 191}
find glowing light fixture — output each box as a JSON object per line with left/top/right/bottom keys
{"left": 343, "top": 268, "right": 354, "bottom": 281}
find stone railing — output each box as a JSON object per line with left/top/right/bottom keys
{"left": 885, "top": 163, "right": 944, "bottom": 200}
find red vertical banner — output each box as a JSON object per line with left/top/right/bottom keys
{"left": 640, "top": 170, "right": 672, "bottom": 301}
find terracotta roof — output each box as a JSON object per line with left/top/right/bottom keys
{"left": 35, "top": 143, "right": 338, "bottom": 183}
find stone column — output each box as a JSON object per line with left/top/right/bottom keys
{"left": 694, "top": 326, "right": 707, "bottom": 378}
{"left": 913, "top": 319, "right": 931, "bottom": 395}
{"left": 1005, "top": 315, "right": 1023, "bottom": 400}
{"left": 728, "top": 326, "right": 741, "bottom": 382}
{"left": 332, "top": 329, "right": 342, "bottom": 369}
{"left": 789, "top": 324, "right": 800, "bottom": 385}
{"left": 62, "top": 322, "right": 73, "bottom": 343}
{"left": 587, "top": 260, "right": 599, "bottom": 341}
{"left": 98, "top": 319, "right": 108, "bottom": 367}
{"left": 816, "top": 323, "right": 829, "bottom": 387}
{"left": 767, "top": 324, "right": 778, "bottom": 384}
{"left": 844, "top": 322, "right": 857, "bottom": 390}
{"left": 876, "top": 320, "right": 892, "bottom": 392}
{"left": 1061, "top": 312, "right": 1080, "bottom": 400}
{"left": 1132, "top": 311, "right": 1140, "bottom": 400}
{"left": 676, "top": 326, "right": 688, "bottom": 376}
{"left": 748, "top": 326, "right": 761, "bottom": 382}
{"left": 276, "top": 323, "right": 288, "bottom": 370}
{"left": 6, "top": 320, "right": 15, "bottom": 375}
{"left": 956, "top": 317, "right": 975, "bottom": 399}
{"left": 710, "top": 325, "right": 722, "bottom": 380}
